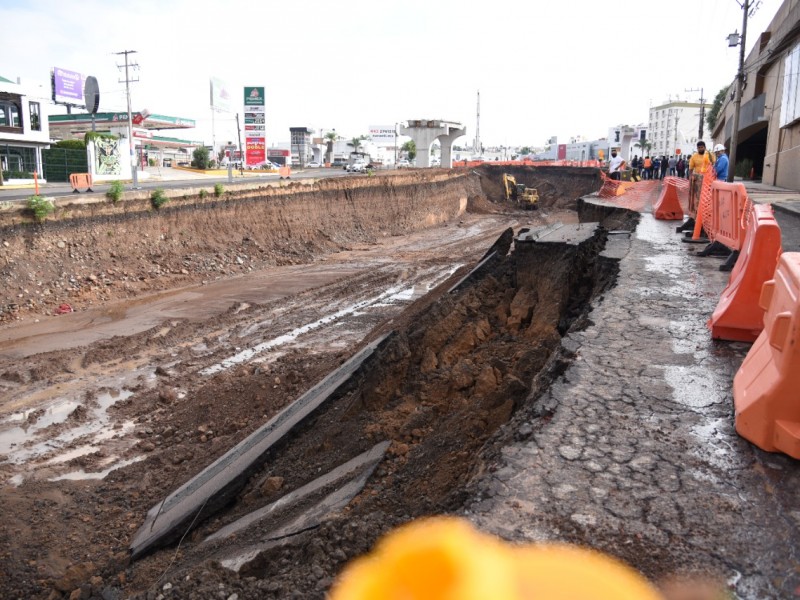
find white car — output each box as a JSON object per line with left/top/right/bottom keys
{"left": 307, "top": 162, "right": 321, "bottom": 168}
{"left": 396, "top": 159, "right": 411, "bottom": 169}
{"left": 347, "top": 161, "right": 368, "bottom": 173}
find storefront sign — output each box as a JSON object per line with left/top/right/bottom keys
{"left": 243, "top": 87, "right": 266, "bottom": 167}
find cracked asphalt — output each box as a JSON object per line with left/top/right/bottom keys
{"left": 468, "top": 207, "right": 800, "bottom": 598}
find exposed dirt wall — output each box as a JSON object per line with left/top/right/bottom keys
{"left": 476, "top": 165, "right": 602, "bottom": 209}
{"left": 0, "top": 172, "right": 480, "bottom": 323}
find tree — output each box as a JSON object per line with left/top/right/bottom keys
{"left": 634, "top": 139, "right": 652, "bottom": 157}
{"left": 192, "top": 146, "right": 211, "bottom": 170}
{"left": 349, "top": 135, "right": 367, "bottom": 153}
{"left": 325, "top": 131, "right": 339, "bottom": 163}
{"left": 401, "top": 140, "right": 416, "bottom": 161}
{"left": 520, "top": 146, "right": 532, "bottom": 155}
{"left": 706, "top": 86, "right": 730, "bottom": 133}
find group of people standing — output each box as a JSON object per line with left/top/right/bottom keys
{"left": 629, "top": 155, "right": 685, "bottom": 180}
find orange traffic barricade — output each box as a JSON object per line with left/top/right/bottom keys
{"left": 69, "top": 172, "right": 94, "bottom": 193}
{"left": 708, "top": 203, "right": 782, "bottom": 342}
{"left": 709, "top": 181, "right": 748, "bottom": 251}
{"left": 279, "top": 166, "right": 291, "bottom": 179}
{"left": 653, "top": 176, "right": 686, "bottom": 220}
{"left": 733, "top": 252, "right": 800, "bottom": 457}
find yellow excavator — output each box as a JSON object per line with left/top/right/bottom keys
{"left": 502, "top": 174, "right": 539, "bottom": 209}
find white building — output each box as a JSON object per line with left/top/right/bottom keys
{"left": 0, "top": 75, "right": 51, "bottom": 181}
{"left": 607, "top": 124, "right": 648, "bottom": 161}
{"left": 647, "top": 101, "right": 713, "bottom": 158}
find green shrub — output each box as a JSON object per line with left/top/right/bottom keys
{"left": 192, "top": 146, "right": 211, "bottom": 170}
{"left": 55, "top": 139, "right": 86, "bottom": 150}
{"left": 148, "top": 158, "right": 157, "bottom": 167}
{"left": 214, "top": 183, "right": 224, "bottom": 197}
{"left": 106, "top": 180, "right": 124, "bottom": 203}
{"left": 150, "top": 188, "right": 168, "bottom": 210}
{"left": 2, "top": 170, "right": 34, "bottom": 179}
{"left": 734, "top": 158, "right": 754, "bottom": 179}
{"left": 199, "top": 189, "right": 208, "bottom": 199}
{"left": 27, "top": 195, "right": 54, "bottom": 222}
{"left": 84, "top": 131, "right": 116, "bottom": 145}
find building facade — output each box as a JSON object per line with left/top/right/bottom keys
{"left": 647, "top": 101, "right": 712, "bottom": 158}
{"left": 712, "top": 0, "right": 800, "bottom": 188}
{"left": 0, "top": 75, "right": 51, "bottom": 180}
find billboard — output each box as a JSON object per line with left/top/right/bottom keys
{"left": 369, "top": 125, "right": 396, "bottom": 145}
{"left": 53, "top": 67, "right": 84, "bottom": 105}
{"left": 210, "top": 77, "right": 232, "bottom": 112}
{"left": 244, "top": 87, "right": 266, "bottom": 167}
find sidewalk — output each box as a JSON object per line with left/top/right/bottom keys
{"left": 467, "top": 187, "right": 800, "bottom": 597}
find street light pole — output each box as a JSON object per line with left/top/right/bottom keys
{"left": 728, "top": 0, "right": 749, "bottom": 182}
{"left": 116, "top": 50, "right": 139, "bottom": 188}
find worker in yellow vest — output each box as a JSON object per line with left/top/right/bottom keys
{"left": 688, "top": 140, "right": 716, "bottom": 177}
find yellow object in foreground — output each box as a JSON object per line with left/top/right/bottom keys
{"left": 330, "top": 517, "right": 664, "bottom": 600}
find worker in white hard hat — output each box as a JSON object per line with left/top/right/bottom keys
{"left": 713, "top": 143, "right": 729, "bottom": 181}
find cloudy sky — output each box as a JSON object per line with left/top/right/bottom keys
{"left": 0, "top": 0, "right": 779, "bottom": 149}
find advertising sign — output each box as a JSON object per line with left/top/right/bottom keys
{"left": 53, "top": 67, "right": 84, "bottom": 105}
{"left": 369, "top": 125, "right": 396, "bottom": 145}
{"left": 210, "top": 77, "right": 232, "bottom": 112}
{"left": 244, "top": 87, "right": 266, "bottom": 167}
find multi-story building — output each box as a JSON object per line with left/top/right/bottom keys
{"left": 647, "top": 101, "right": 712, "bottom": 158}
{"left": 0, "top": 75, "right": 51, "bottom": 180}
{"left": 712, "top": 0, "right": 800, "bottom": 188}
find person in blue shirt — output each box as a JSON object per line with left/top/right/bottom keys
{"left": 713, "top": 144, "right": 729, "bottom": 180}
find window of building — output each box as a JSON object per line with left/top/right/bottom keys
{"left": 780, "top": 42, "right": 800, "bottom": 127}
{"left": 0, "top": 100, "right": 21, "bottom": 128}
{"left": 29, "top": 102, "right": 40, "bottom": 131}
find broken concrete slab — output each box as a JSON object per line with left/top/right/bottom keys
{"left": 130, "top": 333, "right": 392, "bottom": 559}
{"left": 204, "top": 440, "right": 390, "bottom": 544}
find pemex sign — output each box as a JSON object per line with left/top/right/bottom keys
{"left": 244, "top": 87, "right": 266, "bottom": 167}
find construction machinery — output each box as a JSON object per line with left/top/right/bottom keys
{"left": 502, "top": 174, "right": 539, "bottom": 209}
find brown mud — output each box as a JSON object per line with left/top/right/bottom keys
{"left": 0, "top": 166, "right": 621, "bottom": 599}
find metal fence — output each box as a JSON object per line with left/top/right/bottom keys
{"left": 42, "top": 147, "right": 88, "bottom": 182}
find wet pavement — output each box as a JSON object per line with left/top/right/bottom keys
{"left": 468, "top": 205, "right": 800, "bottom": 597}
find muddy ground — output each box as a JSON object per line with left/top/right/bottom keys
{"left": 0, "top": 166, "right": 616, "bottom": 599}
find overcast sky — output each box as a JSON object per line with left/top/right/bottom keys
{"left": 0, "top": 0, "right": 779, "bottom": 149}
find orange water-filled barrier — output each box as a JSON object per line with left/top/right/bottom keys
{"left": 653, "top": 177, "right": 686, "bottom": 220}
{"left": 708, "top": 203, "right": 782, "bottom": 342}
{"left": 733, "top": 252, "right": 800, "bottom": 458}
{"left": 709, "top": 181, "right": 749, "bottom": 250}
{"left": 279, "top": 166, "right": 291, "bottom": 179}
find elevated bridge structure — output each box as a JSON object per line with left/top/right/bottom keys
{"left": 400, "top": 120, "right": 466, "bottom": 168}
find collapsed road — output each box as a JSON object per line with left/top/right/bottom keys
{"left": 3, "top": 165, "right": 795, "bottom": 599}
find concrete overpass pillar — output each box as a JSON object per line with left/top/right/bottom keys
{"left": 437, "top": 127, "right": 466, "bottom": 168}
{"left": 401, "top": 120, "right": 466, "bottom": 168}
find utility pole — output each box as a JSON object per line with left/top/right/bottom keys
{"left": 394, "top": 123, "right": 398, "bottom": 166}
{"left": 116, "top": 50, "right": 139, "bottom": 187}
{"left": 474, "top": 90, "right": 480, "bottom": 156}
{"left": 728, "top": 0, "right": 753, "bottom": 182}
{"left": 685, "top": 87, "right": 705, "bottom": 141}
{"left": 235, "top": 113, "right": 243, "bottom": 175}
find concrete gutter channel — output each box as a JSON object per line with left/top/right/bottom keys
{"left": 465, "top": 195, "right": 800, "bottom": 597}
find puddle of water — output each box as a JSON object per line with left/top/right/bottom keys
{"left": 0, "top": 389, "right": 135, "bottom": 464}
{"left": 48, "top": 455, "right": 145, "bottom": 482}
{"left": 663, "top": 366, "right": 725, "bottom": 409}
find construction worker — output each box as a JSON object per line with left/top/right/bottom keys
{"left": 688, "top": 140, "right": 715, "bottom": 178}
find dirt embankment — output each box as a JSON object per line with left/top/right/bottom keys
{"left": 475, "top": 165, "right": 602, "bottom": 209}
{"left": 0, "top": 171, "right": 487, "bottom": 324}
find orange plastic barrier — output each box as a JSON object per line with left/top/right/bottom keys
{"left": 279, "top": 166, "right": 291, "bottom": 179}
{"left": 708, "top": 203, "right": 782, "bottom": 342}
{"left": 69, "top": 172, "right": 94, "bottom": 193}
{"left": 691, "top": 169, "right": 716, "bottom": 240}
{"left": 708, "top": 181, "right": 749, "bottom": 251}
{"left": 653, "top": 177, "right": 686, "bottom": 220}
{"left": 733, "top": 252, "right": 800, "bottom": 457}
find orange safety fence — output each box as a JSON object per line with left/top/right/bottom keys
{"left": 691, "top": 168, "right": 717, "bottom": 240}
{"left": 596, "top": 171, "right": 661, "bottom": 213}
{"left": 733, "top": 252, "right": 800, "bottom": 458}
{"left": 708, "top": 203, "right": 783, "bottom": 342}
{"left": 451, "top": 159, "right": 602, "bottom": 169}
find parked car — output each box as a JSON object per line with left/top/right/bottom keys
{"left": 347, "top": 161, "right": 368, "bottom": 173}
{"left": 397, "top": 159, "right": 411, "bottom": 169}
{"left": 307, "top": 162, "right": 321, "bottom": 168}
